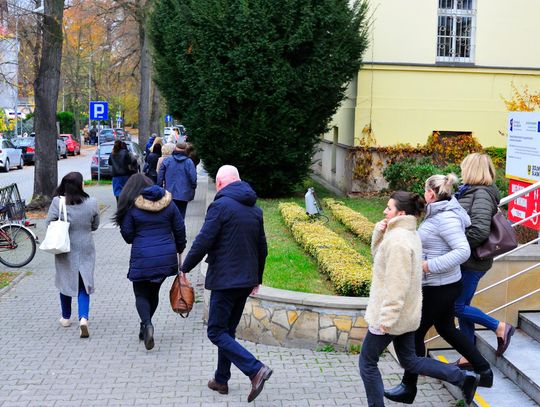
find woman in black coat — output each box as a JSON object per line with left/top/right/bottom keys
{"left": 114, "top": 173, "right": 186, "bottom": 351}
{"left": 144, "top": 143, "right": 162, "bottom": 183}
{"left": 108, "top": 140, "right": 132, "bottom": 201}
{"left": 453, "top": 153, "right": 515, "bottom": 367}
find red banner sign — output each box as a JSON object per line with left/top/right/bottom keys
{"left": 508, "top": 179, "right": 540, "bottom": 230}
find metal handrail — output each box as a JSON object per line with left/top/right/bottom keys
{"left": 425, "top": 181, "right": 540, "bottom": 345}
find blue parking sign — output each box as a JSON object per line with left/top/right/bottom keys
{"left": 90, "top": 101, "right": 108, "bottom": 120}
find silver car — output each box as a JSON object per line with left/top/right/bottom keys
{"left": 0, "top": 138, "right": 24, "bottom": 172}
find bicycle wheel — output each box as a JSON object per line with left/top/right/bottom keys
{"left": 0, "top": 224, "right": 37, "bottom": 268}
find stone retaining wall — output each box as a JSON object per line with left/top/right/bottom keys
{"left": 199, "top": 269, "right": 368, "bottom": 351}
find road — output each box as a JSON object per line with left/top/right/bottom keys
{"left": 0, "top": 147, "right": 95, "bottom": 203}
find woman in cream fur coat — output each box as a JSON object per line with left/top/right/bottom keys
{"left": 359, "top": 191, "right": 479, "bottom": 407}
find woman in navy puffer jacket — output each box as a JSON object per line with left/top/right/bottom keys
{"left": 114, "top": 173, "right": 186, "bottom": 351}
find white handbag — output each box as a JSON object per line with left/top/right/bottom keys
{"left": 39, "top": 196, "right": 71, "bottom": 254}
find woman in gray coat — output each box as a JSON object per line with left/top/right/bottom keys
{"left": 46, "top": 172, "right": 100, "bottom": 338}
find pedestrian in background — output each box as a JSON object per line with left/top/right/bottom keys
{"left": 114, "top": 173, "right": 186, "bottom": 351}
{"left": 157, "top": 142, "right": 197, "bottom": 219}
{"left": 181, "top": 165, "right": 271, "bottom": 403}
{"left": 360, "top": 190, "right": 479, "bottom": 407}
{"left": 108, "top": 140, "right": 132, "bottom": 202}
{"left": 89, "top": 125, "right": 97, "bottom": 145}
{"left": 157, "top": 143, "right": 175, "bottom": 174}
{"left": 145, "top": 133, "right": 157, "bottom": 156}
{"left": 185, "top": 142, "right": 200, "bottom": 167}
{"left": 46, "top": 172, "right": 100, "bottom": 338}
{"left": 453, "top": 153, "right": 515, "bottom": 365}
{"left": 384, "top": 176, "right": 492, "bottom": 405}
{"left": 145, "top": 143, "right": 162, "bottom": 183}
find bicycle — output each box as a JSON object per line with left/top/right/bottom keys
{"left": 0, "top": 205, "right": 37, "bottom": 268}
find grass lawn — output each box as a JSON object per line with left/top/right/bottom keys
{"left": 0, "top": 272, "right": 17, "bottom": 289}
{"left": 260, "top": 180, "right": 388, "bottom": 295}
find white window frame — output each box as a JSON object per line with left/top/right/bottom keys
{"left": 437, "top": 0, "right": 476, "bottom": 64}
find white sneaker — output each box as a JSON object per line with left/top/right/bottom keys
{"left": 59, "top": 318, "right": 71, "bottom": 327}
{"left": 79, "top": 318, "right": 89, "bottom": 338}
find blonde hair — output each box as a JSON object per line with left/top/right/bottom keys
{"left": 461, "top": 153, "right": 495, "bottom": 186}
{"left": 150, "top": 137, "right": 163, "bottom": 152}
{"left": 425, "top": 173, "right": 459, "bottom": 200}
{"left": 161, "top": 143, "right": 175, "bottom": 157}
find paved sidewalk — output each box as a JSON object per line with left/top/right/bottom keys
{"left": 0, "top": 175, "right": 456, "bottom": 406}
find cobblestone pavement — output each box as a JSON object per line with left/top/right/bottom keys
{"left": 0, "top": 175, "right": 456, "bottom": 406}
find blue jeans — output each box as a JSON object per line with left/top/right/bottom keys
{"left": 359, "top": 331, "right": 465, "bottom": 407}
{"left": 454, "top": 268, "right": 499, "bottom": 344}
{"left": 207, "top": 288, "right": 263, "bottom": 384}
{"left": 60, "top": 274, "right": 89, "bottom": 320}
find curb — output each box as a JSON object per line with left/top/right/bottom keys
{"left": 0, "top": 271, "right": 28, "bottom": 297}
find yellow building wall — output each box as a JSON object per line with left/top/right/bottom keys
{"left": 356, "top": 65, "right": 540, "bottom": 147}
{"left": 364, "top": 0, "right": 540, "bottom": 67}
{"left": 476, "top": 1, "right": 540, "bottom": 67}
{"left": 363, "top": 0, "right": 437, "bottom": 64}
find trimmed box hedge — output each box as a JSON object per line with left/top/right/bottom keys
{"left": 279, "top": 202, "right": 371, "bottom": 297}
{"left": 323, "top": 198, "right": 374, "bottom": 244}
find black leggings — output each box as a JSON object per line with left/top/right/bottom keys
{"left": 402, "top": 279, "right": 490, "bottom": 386}
{"left": 132, "top": 280, "right": 164, "bottom": 325}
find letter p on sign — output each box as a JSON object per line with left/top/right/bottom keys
{"left": 89, "top": 101, "right": 109, "bottom": 121}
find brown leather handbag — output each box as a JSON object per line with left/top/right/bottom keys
{"left": 169, "top": 272, "right": 194, "bottom": 318}
{"left": 474, "top": 210, "right": 518, "bottom": 260}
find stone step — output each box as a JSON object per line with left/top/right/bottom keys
{"left": 520, "top": 312, "right": 540, "bottom": 343}
{"left": 429, "top": 349, "right": 538, "bottom": 407}
{"left": 476, "top": 329, "right": 540, "bottom": 404}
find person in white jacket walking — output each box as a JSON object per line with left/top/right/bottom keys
{"left": 385, "top": 175, "right": 492, "bottom": 405}
{"left": 359, "top": 190, "right": 479, "bottom": 407}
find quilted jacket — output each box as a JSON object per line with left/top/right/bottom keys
{"left": 456, "top": 184, "right": 500, "bottom": 272}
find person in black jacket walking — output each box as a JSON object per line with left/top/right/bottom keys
{"left": 181, "top": 165, "right": 271, "bottom": 403}
{"left": 108, "top": 140, "right": 133, "bottom": 202}
{"left": 453, "top": 153, "right": 515, "bottom": 366}
{"left": 145, "top": 143, "right": 162, "bottom": 183}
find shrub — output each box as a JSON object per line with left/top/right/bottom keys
{"left": 279, "top": 203, "right": 371, "bottom": 296}
{"left": 383, "top": 158, "right": 462, "bottom": 195}
{"left": 149, "top": 0, "right": 370, "bottom": 197}
{"left": 56, "top": 111, "right": 75, "bottom": 134}
{"left": 484, "top": 147, "right": 507, "bottom": 169}
{"left": 323, "top": 198, "right": 374, "bottom": 244}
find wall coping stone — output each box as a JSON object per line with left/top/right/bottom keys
{"left": 496, "top": 244, "right": 540, "bottom": 262}
{"left": 254, "top": 285, "right": 368, "bottom": 309}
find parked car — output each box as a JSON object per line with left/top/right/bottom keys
{"left": 59, "top": 134, "right": 81, "bottom": 155}
{"left": 57, "top": 138, "right": 68, "bottom": 159}
{"left": 12, "top": 137, "right": 35, "bottom": 164}
{"left": 16, "top": 135, "right": 67, "bottom": 162}
{"left": 90, "top": 141, "right": 144, "bottom": 180}
{"left": 0, "top": 138, "right": 24, "bottom": 172}
{"left": 98, "top": 128, "right": 117, "bottom": 144}
{"left": 114, "top": 128, "right": 131, "bottom": 142}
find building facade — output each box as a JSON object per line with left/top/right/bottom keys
{"left": 314, "top": 0, "right": 540, "bottom": 193}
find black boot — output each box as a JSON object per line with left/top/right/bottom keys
{"left": 461, "top": 371, "right": 480, "bottom": 405}
{"left": 139, "top": 322, "right": 144, "bottom": 341}
{"left": 144, "top": 322, "right": 154, "bottom": 350}
{"left": 384, "top": 382, "right": 417, "bottom": 404}
{"left": 478, "top": 368, "right": 493, "bottom": 388}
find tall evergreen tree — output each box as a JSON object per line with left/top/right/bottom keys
{"left": 149, "top": 0, "right": 368, "bottom": 196}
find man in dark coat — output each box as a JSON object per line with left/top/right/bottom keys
{"left": 181, "top": 165, "right": 271, "bottom": 403}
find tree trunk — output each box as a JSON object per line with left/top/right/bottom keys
{"left": 32, "top": 0, "right": 64, "bottom": 208}
{"left": 150, "top": 81, "right": 160, "bottom": 137}
{"left": 138, "top": 23, "right": 151, "bottom": 149}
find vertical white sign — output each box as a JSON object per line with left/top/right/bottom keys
{"left": 506, "top": 112, "right": 540, "bottom": 182}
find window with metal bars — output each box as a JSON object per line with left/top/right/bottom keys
{"left": 437, "top": 0, "right": 476, "bottom": 63}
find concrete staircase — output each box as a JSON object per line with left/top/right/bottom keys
{"left": 430, "top": 311, "right": 540, "bottom": 407}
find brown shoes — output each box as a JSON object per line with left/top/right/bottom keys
{"left": 496, "top": 323, "right": 516, "bottom": 356}
{"left": 208, "top": 378, "right": 228, "bottom": 395}
{"left": 247, "top": 365, "right": 273, "bottom": 403}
